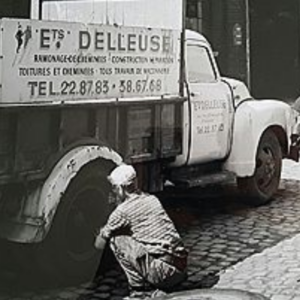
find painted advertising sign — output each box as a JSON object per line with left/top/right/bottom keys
{"left": 0, "top": 18, "right": 181, "bottom": 104}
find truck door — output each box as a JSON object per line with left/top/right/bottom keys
{"left": 186, "top": 40, "right": 234, "bottom": 165}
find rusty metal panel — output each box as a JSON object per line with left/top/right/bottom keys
{"left": 0, "top": 20, "right": 3, "bottom": 101}
{"left": 127, "top": 107, "right": 154, "bottom": 158}
{"left": 14, "top": 110, "right": 55, "bottom": 173}
{"left": 95, "top": 107, "right": 108, "bottom": 142}
{"left": 61, "top": 109, "right": 90, "bottom": 147}
{"left": 0, "top": 113, "right": 15, "bottom": 174}
{"left": 161, "top": 104, "right": 176, "bottom": 153}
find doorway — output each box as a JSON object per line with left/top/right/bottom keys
{"left": 250, "top": 0, "right": 300, "bottom": 100}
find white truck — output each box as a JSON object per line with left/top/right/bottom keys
{"left": 0, "top": 0, "right": 299, "bottom": 283}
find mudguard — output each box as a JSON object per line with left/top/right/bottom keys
{"left": 1, "top": 145, "right": 122, "bottom": 243}
{"left": 224, "top": 99, "right": 296, "bottom": 177}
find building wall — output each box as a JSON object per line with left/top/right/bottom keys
{"left": 186, "top": 0, "right": 249, "bottom": 85}
{"left": 0, "top": 0, "right": 30, "bottom": 18}
{"left": 186, "top": 0, "right": 210, "bottom": 34}
{"left": 249, "top": 0, "right": 300, "bottom": 99}
{"left": 224, "top": 0, "right": 248, "bottom": 84}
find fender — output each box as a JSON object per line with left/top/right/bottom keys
{"left": 224, "top": 99, "right": 294, "bottom": 177}
{"left": 2, "top": 145, "right": 122, "bottom": 243}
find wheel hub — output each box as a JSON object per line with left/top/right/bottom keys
{"left": 257, "top": 147, "right": 276, "bottom": 188}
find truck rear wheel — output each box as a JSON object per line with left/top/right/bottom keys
{"left": 237, "top": 130, "right": 282, "bottom": 206}
{"left": 37, "top": 162, "right": 114, "bottom": 285}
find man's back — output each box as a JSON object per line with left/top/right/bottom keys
{"left": 96, "top": 164, "right": 188, "bottom": 297}
{"left": 116, "top": 192, "right": 182, "bottom": 254}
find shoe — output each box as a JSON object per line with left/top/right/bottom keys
{"left": 123, "top": 290, "right": 148, "bottom": 299}
{"left": 150, "top": 289, "right": 167, "bottom": 298}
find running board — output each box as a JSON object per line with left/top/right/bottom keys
{"left": 170, "top": 171, "right": 236, "bottom": 189}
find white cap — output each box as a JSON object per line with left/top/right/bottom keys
{"left": 108, "top": 165, "right": 136, "bottom": 186}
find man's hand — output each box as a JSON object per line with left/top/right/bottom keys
{"left": 94, "top": 234, "right": 107, "bottom": 250}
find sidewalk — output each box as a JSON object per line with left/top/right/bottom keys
{"left": 213, "top": 159, "right": 300, "bottom": 300}
{"left": 214, "top": 233, "right": 300, "bottom": 300}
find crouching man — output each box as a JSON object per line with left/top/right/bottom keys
{"left": 95, "top": 164, "right": 188, "bottom": 299}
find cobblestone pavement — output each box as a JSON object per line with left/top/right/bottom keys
{"left": 214, "top": 233, "right": 300, "bottom": 300}
{"left": 1, "top": 179, "right": 300, "bottom": 299}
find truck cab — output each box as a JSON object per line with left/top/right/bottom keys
{"left": 178, "top": 30, "right": 235, "bottom": 166}
{"left": 169, "top": 30, "right": 299, "bottom": 206}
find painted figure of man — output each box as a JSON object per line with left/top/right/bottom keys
{"left": 95, "top": 164, "right": 187, "bottom": 299}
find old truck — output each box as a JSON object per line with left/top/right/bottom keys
{"left": 0, "top": 0, "right": 299, "bottom": 283}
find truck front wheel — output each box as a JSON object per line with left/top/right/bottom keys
{"left": 237, "top": 130, "right": 282, "bottom": 205}
{"left": 37, "top": 162, "right": 114, "bottom": 285}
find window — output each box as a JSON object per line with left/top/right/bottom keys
{"left": 187, "top": 45, "right": 216, "bottom": 83}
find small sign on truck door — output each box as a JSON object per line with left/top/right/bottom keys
{"left": 0, "top": 18, "right": 181, "bottom": 104}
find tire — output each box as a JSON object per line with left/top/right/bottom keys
{"left": 237, "top": 130, "right": 282, "bottom": 206}
{"left": 36, "top": 161, "right": 115, "bottom": 285}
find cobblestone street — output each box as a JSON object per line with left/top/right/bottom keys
{"left": 1, "top": 173, "right": 300, "bottom": 299}
{"left": 215, "top": 233, "right": 300, "bottom": 300}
